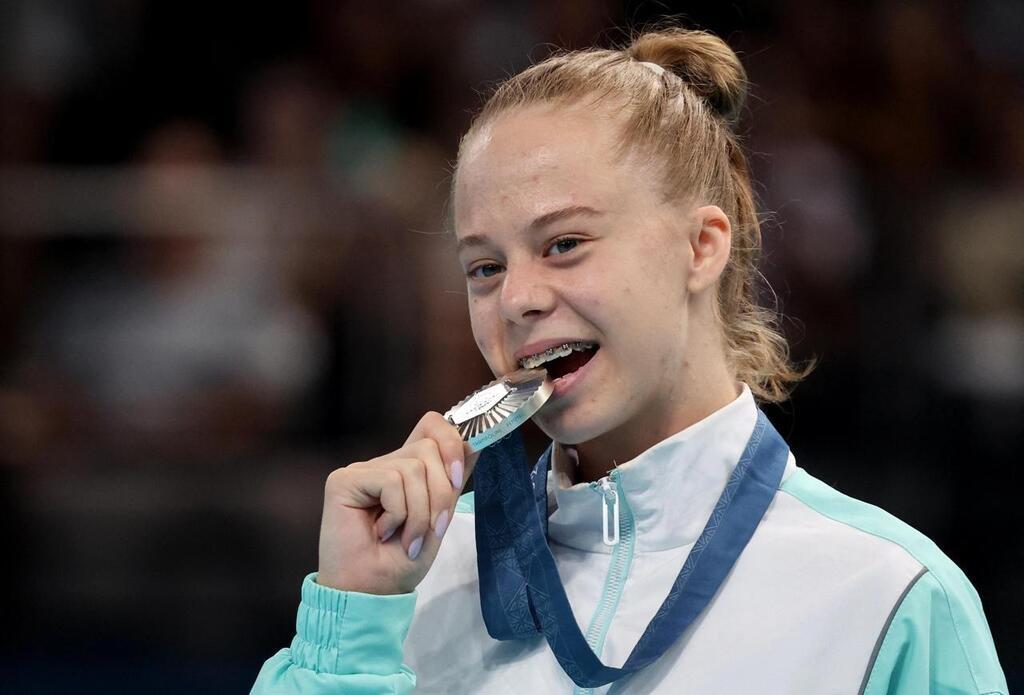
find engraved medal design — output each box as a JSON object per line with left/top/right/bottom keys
{"left": 444, "top": 368, "right": 553, "bottom": 452}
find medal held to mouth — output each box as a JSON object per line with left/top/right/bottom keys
{"left": 444, "top": 368, "right": 553, "bottom": 453}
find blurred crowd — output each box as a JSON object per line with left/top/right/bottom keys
{"left": 0, "top": 1, "right": 1020, "bottom": 691}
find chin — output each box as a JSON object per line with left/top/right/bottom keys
{"left": 533, "top": 404, "right": 620, "bottom": 446}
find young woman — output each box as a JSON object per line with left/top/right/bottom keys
{"left": 252, "top": 28, "right": 1007, "bottom": 694}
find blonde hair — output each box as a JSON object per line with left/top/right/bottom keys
{"left": 457, "top": 27, "right": 809, "bottom": 403}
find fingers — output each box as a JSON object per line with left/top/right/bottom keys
{"left": 414, "top": 439, "right": 456, "bottom": 537}
{"left": 318, "top": 408, "right": 503, "bottom": 594}
{"left": 337, "top": 465, "right": 408, "bottom": 541}
{"left": 330, "top": 412, "right": 480, "bottom": 563}
{"left": 380, "top": 441, "right": 454, "bottom": 526}
{"left": 389, "top": 459, "right": 431, "bottom": 555}
{"left": 355, "top": 438, "right": 455, "bottom": 558}
{"left": 405, "top": 411, "right": 468, "bottom": 490}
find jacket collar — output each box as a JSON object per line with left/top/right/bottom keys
{"left": 546, "top": 385, "right": 770, "bottom": 554}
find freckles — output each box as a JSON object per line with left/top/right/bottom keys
{"left": 468, "top": 296, "right": 490, "bottom": 323}
{"left": 471, "top": 323, "right": 499, "bottom": 355}
{"left": 471, "top": 320, "right": 490, "bottom": 350}
{"left": 468, "top": 303, "right": 488, "bottom": 348}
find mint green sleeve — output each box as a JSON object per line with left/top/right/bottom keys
{"left": 251, "top": 573, "right": 418, "bottom": 694}
{"left": 863, "top": 570, "right": 1008, "bottom": 695}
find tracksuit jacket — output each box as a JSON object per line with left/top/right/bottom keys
{"left": 252, "top": 386, "right": 1007, "bottom": 694}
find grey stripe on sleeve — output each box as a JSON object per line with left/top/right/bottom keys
{"left": 857, "top": 567, "right": 929, "bottom": 695}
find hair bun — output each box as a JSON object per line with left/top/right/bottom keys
{"left": 627, "top": 28, "right": 747, "bottom": 122}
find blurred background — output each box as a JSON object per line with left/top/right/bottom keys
{"left": 0, "top": 0, "right": 1020, "bottom": 692}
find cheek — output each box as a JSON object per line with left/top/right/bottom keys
{"left": 468, "top": 297, "right": 499, "bottom": 355}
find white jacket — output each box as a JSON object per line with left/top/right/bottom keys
{"left": 253, "top": 386, "right": 1007, "bottom": 694}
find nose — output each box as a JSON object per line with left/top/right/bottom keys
{"left": 499, "top": 260, "right": 556, "bottom": 324}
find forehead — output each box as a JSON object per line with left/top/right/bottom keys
{"left": 453, "top": 104, "right": 647, "bottom": 235}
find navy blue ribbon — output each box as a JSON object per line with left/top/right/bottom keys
{"left": 474, "top": 410, "right": 789, "bottom": 688}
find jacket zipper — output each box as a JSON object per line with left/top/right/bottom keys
{"left": 574, "top": 470, "right": 636, "bottom": 695}
{"left": 599, "top": 477, "right": 620, "bottom": 546}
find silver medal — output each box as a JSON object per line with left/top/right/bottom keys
{"left": 444, "top": 368, "right": 553, "bottom": 452}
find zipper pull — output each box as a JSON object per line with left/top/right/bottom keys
{"left": 600, "top": 478, "right": 620, "bottom": 547}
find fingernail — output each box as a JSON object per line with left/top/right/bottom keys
{"left": 450, "top": 459, "right": 464, "bottom": 489}
{"left": 434, "top": 509, "right": 449, "bottom": 539}
{"left": 407, "top": 536, "right": 424, "bottom": 561}
{"left": 380, "top": 527, "right": 396, "bottom": 543}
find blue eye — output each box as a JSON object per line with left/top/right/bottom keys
{"left": 548, "top": 237, "right": 581, "bottom": 255}
{"left": 468, "top": 263, "right": 503, "bottom": 279}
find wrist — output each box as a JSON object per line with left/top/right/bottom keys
{"left": 315, "top": 569, "right": 410, "bottom": 596}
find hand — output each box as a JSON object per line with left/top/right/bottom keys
{"left": 316, "top": 412, "right": 478, "bottom": 595}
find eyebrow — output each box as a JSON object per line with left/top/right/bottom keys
{"left": 456, "top": 205, "right": 603, "bottom": 254}
{"left": 528, "top": 205, "right": 603, "bottom": 230}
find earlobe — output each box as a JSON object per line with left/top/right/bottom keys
{"left": 686, "top": 205, "right": 732, "bottom": 293}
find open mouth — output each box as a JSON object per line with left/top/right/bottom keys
{"left": 518, "top": 341, "right": 599, "bottom": 380}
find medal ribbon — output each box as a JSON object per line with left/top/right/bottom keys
{"left": 474, "top": 410, "right": 789, "bottom": 688}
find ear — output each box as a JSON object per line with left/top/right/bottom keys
{"left": 686, "top": 205, "right": 732, "bottom": 294}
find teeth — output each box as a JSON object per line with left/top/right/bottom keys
{"left": 519, "top": 341, "right": 596, "bottom": 369}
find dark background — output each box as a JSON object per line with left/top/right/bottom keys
{"left": 0, "top": 1, "right": 1020, "bottom": 692}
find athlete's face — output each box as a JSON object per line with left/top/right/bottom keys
{"left": 453, "top": 103, "right": 730, "bottom": 457}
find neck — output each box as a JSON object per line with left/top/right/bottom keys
{"left": 572, "top": 363, "right": 739, "bottom": 484}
